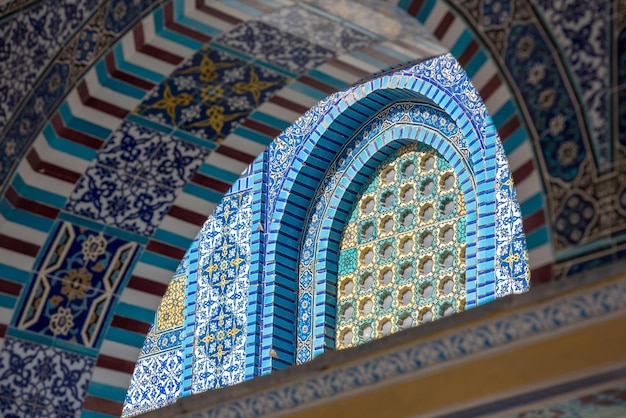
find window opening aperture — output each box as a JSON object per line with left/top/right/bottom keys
{"left": 336, "top": 142, "right": 467, "bottom": 349}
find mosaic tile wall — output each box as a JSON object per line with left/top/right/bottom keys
{"left": 14, "top": 221, "right": 139, "bottom": 348}
{"left": 121, "top": 52, "right": 528, "bottom": 411}
{"left": 0, "top": 337, "right": 94, "bottom": 417}
{"left": 190, "top": 188, "right": 252, "bottom": 394}
{"left": 396, "top": 0, "right": 626, "bottom": 279}
{"left": 3, "top": 0, "right": 620, "bottom": 415}
{"left": 169, "top": 269, "right": 626, "bottom": 418}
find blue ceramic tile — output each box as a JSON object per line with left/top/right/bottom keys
{"left": 104, "top": 0, "right": 154, "bottom": 34}
{"left": 0, "top": 337, "right": 94, "bottom": 415}
{"left": 215, "top": 21, "right": 285, "bottom": 57}
{"left": 14, "top": 222, "right": 139, "bottom": 347}
{"left": 178, "top": 64, "right": 287, "bottom": 141}
{"left": 135, "top": 46, "right": 247, "bottom": 127}
{"left": 97, "top": 120, "right": 209, "bottom": 188}
{"left": 123, "top": 349, "right": 183, "bottom": 416}
{"left": 216, "top": 20, "right": 335, "bottom": 74}
{"left": 65, "top": 164, "right": 177, "bottom": 236}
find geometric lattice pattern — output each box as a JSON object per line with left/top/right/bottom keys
{"left": 336, "top": 143, "right": 466, "bottom": 349}
{"left": 291, "top": 77, "right": 528, "bottom": 362}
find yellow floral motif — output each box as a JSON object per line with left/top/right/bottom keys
{"left": 156, "top": 275, "right": 186, "bottom": 331}
{"left": 232, "top": 67, "right": 281, "bottom": 105}
{"left": 178, "top": 51, "right": 237, "bottom": 83}
{"left": 61, "top": 267, "right": 93, "bottom": 300}
{"left": 205, "top": 260, "right": 218, "bottom": 278}
{"left": 214, "top": 343, "right": 226, "bottom": 362}
{"left": 503, "top": 250, "right": 520, "bottom": 265}
{"left": 200, "top": 85, "right": 224, "bottom": 102}
{"left": 82, "top": 234, "right": 107, "bottom": 261}
{"left": 139, "top": 82, "right": 193, "bottom": 122}
{"left": 201, "top": 332, "right": 214, "bottom": 346}
{"left": 188, "top": 105, "right": 246, "bottom": 136}
{"left": 50, "top": 307, "right": 74, "bottom": 336}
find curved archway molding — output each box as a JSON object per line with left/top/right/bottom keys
{"left": 264, "top": 53, "right": 529, "bottom": 368}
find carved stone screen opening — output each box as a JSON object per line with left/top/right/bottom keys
{"left": 335, "top": 142, "right": 466, "bottom": 349}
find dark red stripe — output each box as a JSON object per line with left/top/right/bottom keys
{"left": 133, "top": 24, "right": 184, "bottom": 65}
{"left": 167, "top": 205, "right": 207, "bottom": 226}
{"left": 216, "top": 145, "right": 255, "bottom": 164}
{"left": 127, "top": 275, "right": 168, "bottom": 296}
{"left": 26, "top": 148, "right": 81, "bottom": 184}
{"left": 434, "top": 11, "right": 454, "bottom": 40}
{"left": 241, "top": 119, "right": 282, "bottom": 138}
{"left": 5, "top": 187, "right": 59, "bottom": 219}
{"left": 164, "top": 2, "right": 211, "bottom": 43}
{"left": 83, "top": 396, "right": 123, "bottom": 416}
{"left": 406, "top": 0, "right": 424, "bottom": 16}
{"left": 51, "top": 113, "right": 103, "bottom": 149}
{"left": 531, "top": 263, "right": 553, "bottom": 285}
{"left": 458, "top": 39, "right": 479, "bottom": 68}
{"left": 110, "top": 315, "right": 151, "bottom": 335}
{"left": 0, "top": 278, "right": 22, "bottom": 296}
{"left": 104, "top": 52, "right": 155, "bottom": 90}
{"left": 146, "top": 240, "right": 186, "bottom": 260}
{"left": 297, "top": 75, "right": 337, "bottom": 96}
{"left": 0, "top": 323, "right": 6, "bottom": 338}
{"left": 479, "top": 74, "right": 502, "bottom": 102}
{"left": 77, "top": 81, "right": 129, "bottom": 119}
{"left": 191, "top": 172, "right": 231, "bottom": 193}
{"left": 0, "top": 233, "right": 40, "bottom": 257}
{"left": 498, "top": 115, "right": 521, "bottom": 141}
{"left": 196, "top": 0, "right": 243, "bottom": 24}
{"left": 96, "top": 353, "right": 137, "bottom": 374}
{"left": 269, "top": 96, "right": 310, "bottom": 115}
{"left": 523, "top": 209, "right": 545, "bottom": 234}
{"left": 512, "top": 159, "right": 534, "bottom": 184}
{"left": 328, "top": 59, "right": 370, "bottom": 78}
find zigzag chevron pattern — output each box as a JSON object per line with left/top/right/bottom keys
{"left": 0, "top": 0, "right": 551, "bottom": 415}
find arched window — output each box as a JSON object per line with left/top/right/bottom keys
{"left": 123, "top": 54, "right": 529, "bottom": 416}
{"left": 335, "top": 142, "right": 466, "bottom": 349}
